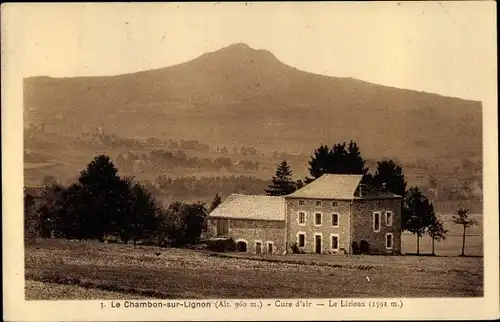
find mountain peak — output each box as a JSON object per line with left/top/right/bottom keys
{"left": 225, "top": 43, "right": 252, "bottom": 50}
{"left": 191, "top": 42, "right": 282, "bottom": 72}
{"left": 212, "top": 43, "right": 276, "bottom": 56}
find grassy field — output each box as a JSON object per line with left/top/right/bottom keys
{"left": 25, "top": 239, "right": 483, "bottom": 300}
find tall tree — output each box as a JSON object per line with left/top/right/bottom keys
{"left": 404, "top": 186, "right": 437, "bottom": 254}
{"left": 452, "top": 208, "right": 478, "bottom": 256}
{"left": 345, "top": 141, "right": 369, "bottom": 175}
{"left": 209, "top": 193, "right": 222, "bottom": 212}
{"left": 427, "top": 219, "right": 448, "bottom": 255}
{"left": 120, "top": 181, "right": 161, "bottom": 245}
{"left": 307, "top": 141, "right": 369, "bottom": 181}
{"left": 53, "top": 183, "right": 87, "bottom": 240}
{"left": 265, "top": 159, "right": 297, "bottom": 196}
{"left": 78, "top": 155, "right": 129, "bottom": 239}
{"left": 372, "top": 160, "right": 407, "bottom": 197}
{"left": 307, "top": 144, "right": 331, "bottom": 180}
{"left": 162, "top": 202, "right": 208, "bottom": 246}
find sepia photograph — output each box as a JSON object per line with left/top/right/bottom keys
{"left": 2, "top": 2, "right": 498, "bottom": 321}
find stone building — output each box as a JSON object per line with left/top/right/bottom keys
{"left": 207, "top": 174, "right": 402, "bottom": 255}
{"left": 206, "top": 194, "right": 286, "bottom": 254}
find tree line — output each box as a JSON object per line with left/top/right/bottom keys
{"left": 265, "top": 140, "right": 477, "bottom": 255}
{"left": 25, "top": 141, "right": 478, "bottom": 256}
{"left": 153, "top": 175, "right": 269, "bottom": 199}
{"left": 24, "top": 155, "right": 216, "bottom": 247}
{"left": 116, "top": 150, "right": 260, "bottom": 173}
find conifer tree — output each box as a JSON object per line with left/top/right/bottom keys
{"left": 307, "top": 141, "right": 369, "bottom": 182}
{"left": 209, "top": 193, "right": 222, "bottom": 212}
{"left": 265, "top": 160, "right": 297, "bottom": 196}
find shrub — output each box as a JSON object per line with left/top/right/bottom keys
{"left": 351, "top": 241, "right": 360, "bottom": 255}
{"left": 206, "top": 238, "right": 237, "bottom": 252}
{"left": 360, "top": 240, "right": 370, "bottom": 254}
{"left": 290, "top": 242, "right": 305, "bottom": 254}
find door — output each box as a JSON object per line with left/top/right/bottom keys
{"left": 255, "top": 242, "right": 262, "bottom": 254}
{"left": 236, "top": 241, "right": 247, "bottom": 252}
{"left": 315, "top": 235, "right": 322, "bottom": 254}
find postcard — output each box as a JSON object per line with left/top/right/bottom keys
{"left": 2, "top": 2, "right": 498, "bottom": 321}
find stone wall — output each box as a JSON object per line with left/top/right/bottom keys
{"left": 351, "top": 198, "right": 402, "bottom": 254}
{"left": 206, "top": 218, "right": 285, "bottom": 254}
{"left": 285, "top": 197, "right": 351, "bottom": 254}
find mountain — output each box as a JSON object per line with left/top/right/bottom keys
{"left": 24, "top": 43, "right": 482, "bottom": 160}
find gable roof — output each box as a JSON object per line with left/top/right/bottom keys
{"left": 288, "top": 174, "right": 402, "bottom": 200}
{"left": 208, "top": 193, "right": 285, "bottom": 221}
{"left": 287, "top": 174, "right": 363, "bottom": 199}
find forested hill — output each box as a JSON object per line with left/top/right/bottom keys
{"left": 24, "top": 43, "right": 482, "bottom": 160}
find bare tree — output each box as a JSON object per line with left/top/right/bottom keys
{"left": 452, "top": 208, "right": 478, "bottom": 256}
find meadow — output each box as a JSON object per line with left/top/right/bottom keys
{"left": 26, "top": 236, "right": 483, "bottom": 300}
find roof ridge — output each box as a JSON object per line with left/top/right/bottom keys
{"left": 230, "top": 193, "right": 284, "bottom": 198}
{"left": 287, "top": 173, "right": 363, "bottom": 199}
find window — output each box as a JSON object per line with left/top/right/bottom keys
{"left": 385, "top": 211, "right": 393, "bottom": 226}
{"left": 332, "top": 201, "right": 338, "bottom": 207}
{"left": 315, "top": 213, "right": 322, "bottom": 226}
{"left": 298, "top": 233, "right": 305, "bottom": 247}
{"left": 255, "top": 241, "right": 262, "bottom": 254}
{"left": 331, "top": 235, "right": 339, "bottom": 252}
{"left": 386, "top": 233, "right": 393, "bottom": 249}
{"left": 298, "top": 212, "right": 306, "bottom": 225}
{"left": 315, "top": 200, "right": 322, "bottom": 207}
{"left": 299, "top": 200, "right": 305, "bottom": 206}
{"left": 373, "top": 212, "right": 381, "bottom": 232}
{"left": 332, "top": 213, "right": 339, "bottom": 227}
{"left": 216, "top": 219, "right": 229, "bottom": 236}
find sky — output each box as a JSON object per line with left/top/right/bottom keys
{"left": 1, "top": 2, "right": 497, "bottom": 102}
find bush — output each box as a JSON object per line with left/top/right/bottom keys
{"left": 360, "top": 240, "right": 370, "bottom": 254}
{"left": 205, "top": 238, "right": 237, "bottom": 252}
{"left": 290, "top": 242, "right": 305, "bottom": 254}
{"left": 351, "top": 241, "right": 360, "bottom": 255}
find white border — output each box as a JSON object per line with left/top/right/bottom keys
{"left": 331, "top": 213, "right": 339, "bottom": 227}
{"left": 296, "top": 231, "right": 306, "bottom": 248}
{"left": 1, "top": 2, "right": 498, "bottom": 321}
{"left": 266, "top": 241, "right": 274, "bottom": 254}
{"left": 254, "top": 240, "right": 263, "bottom": 254}
{"left": 314, "top": 212, "right": 322, "bottom": 226}
{"left": 313, "top": 232, "right": 323, "bottom": 254}
{"left": 385, "top": 233, "right": 393, "bottom": 250}
{"left": 234, "top": 238, "right": 248, "bottom": 252}
{"left": 385, "top": 211, "right": 393, "bottom": 226}
{"left": 297, "top": 211, "right": 306, "bottom": 226}
{"left": 330, "top": 233, "right": 339, "bottom": 252}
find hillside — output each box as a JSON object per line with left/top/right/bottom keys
{"left": 24, "top": 43, "right": 482, "bottom": 159}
